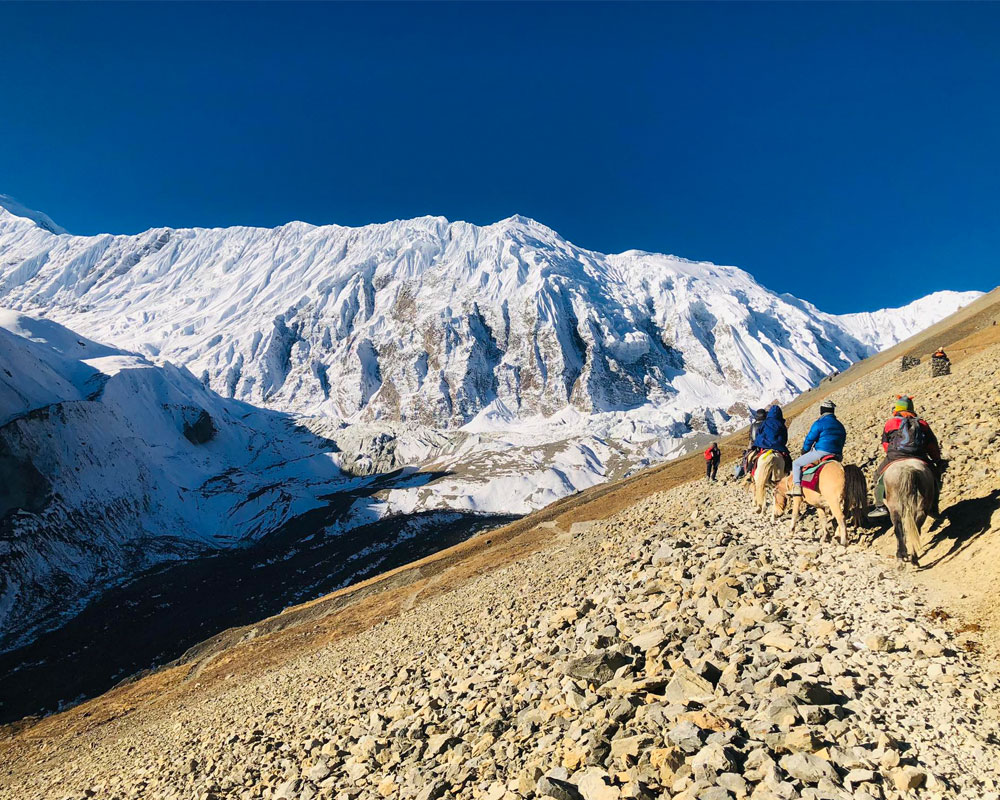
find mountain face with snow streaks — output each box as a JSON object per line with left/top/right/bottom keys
{"left": 0, "top": 197, "right": 984, "bottom": 666}
{"left": 0, "top": 309, "right": 357, "bottom": 653}
{"left": 0, "top": 201, "right": 980, "bottom": 438}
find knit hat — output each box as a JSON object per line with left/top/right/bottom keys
{"left": 893, "top": 395, "right": 915, "bottom": 414}
{"left": 819, "top": 400, "right": 836, "bottom": 414}
{"left": 755, "top": 408, "right": 767, "bottom": 420}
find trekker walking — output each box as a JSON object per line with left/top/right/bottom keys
{"left": 870, "top": 395, "right": 943, "bottom": 518}
{"left": 705, "top": 442, "right": 721, "bottom": 481}
{"left": 788, "top": 400, "right": 846, "bottom": 497}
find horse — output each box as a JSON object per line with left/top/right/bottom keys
{"left": 773, "top": 461, "right": 867, "bottom": 546}
{"left": 882, "top": 458, "right": 936, "bottom": 567}
{"left": 749, "top": 450, "right": 788, "bottom": 516}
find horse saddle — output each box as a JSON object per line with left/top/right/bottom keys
{"left": 800, "top": 454, "right": 839, "bottom": 492}
{"left": 751, "top": 449, "right": 791, "bottom": 478}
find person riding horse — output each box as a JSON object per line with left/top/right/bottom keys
{"left": 869, "top": 395, "right": 943, "bottom": 518}
{"left": 741, "top": 408, "right": 767, "bottom": 476}
{"left": 749, "top": 408, "right": 766, "bottom": 446}
{"left": 788, "top": 400, "right": 846, "bottom": 497}
{"left": 753, "top": 405, "right": 790, "bottom": 469}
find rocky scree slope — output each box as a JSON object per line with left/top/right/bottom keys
{"left": 0, "top": 310, "right": 353, "bottom": 654}
{"left": 6, "top": 472, "right": 999, "bottom": 799}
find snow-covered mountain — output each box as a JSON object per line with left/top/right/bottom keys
{"left": 0, "top": 198, "right": 982, "bottom": 520}
{"left": 0, "top": 309, "right": 359, "bottom": 652}
{"left": 0, "top": 200, "right": 978, "bottom": 425}
{"left": 0, "top": 197, "right": 983, "bottom": 662}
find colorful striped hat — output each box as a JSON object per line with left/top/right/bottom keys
{"left": 893, "top": 395, "right": 915, "bottom": 414}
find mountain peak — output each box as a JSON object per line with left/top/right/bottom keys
{"left": 0, "top": 194, "right": 67, "bottom": 235}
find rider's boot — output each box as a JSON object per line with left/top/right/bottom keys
{"left": 868, "top": 505, "right": 889, "bottom": 519}
{"left": 787, "top": 484, "right": 803, "bottom": 497}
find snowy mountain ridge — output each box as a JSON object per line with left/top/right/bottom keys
{"left": 0, "top": 197, "right": 982, "bottom": 665}
{"left": 0, "top": 200, "right": 978, "bottom": 425}
{"left": 0, "top": 198, "right": 982, "bottom": 519}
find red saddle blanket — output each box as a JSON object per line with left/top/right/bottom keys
{"left": 800, "top": 454, "right": 839, "bottom": 492}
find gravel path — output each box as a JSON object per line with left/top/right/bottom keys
{"left": 6, "top": 474, "right": 999, "bottom": 800}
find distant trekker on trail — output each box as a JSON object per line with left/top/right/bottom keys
{"left": 870, "top": 395, "right": 943, "bottom": 518}
{"left": 788, "top": 400, "right": 845, "bottom": 497}
{"left": 704, "top": 442, "right": 721, "bottom": 481}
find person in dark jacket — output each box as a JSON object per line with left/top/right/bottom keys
{"left": 749, "top": 408, "right": 766, "bottom": 446}
{"left": 740, "top": 408, "right": 768, "bottom": 476}
{"left": 788, "top": 400, "right": 846, "bottom": 496}
{"left": 754, "top": 405, "right": 789, "bottom": 453}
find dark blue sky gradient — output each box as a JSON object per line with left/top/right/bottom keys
{"left": 1, "top": 2, "right": 997, "bottom": 312}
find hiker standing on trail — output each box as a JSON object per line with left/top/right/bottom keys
{"left": 870, "top": 395, "right": 943, "bottom": 517}
{"left": 788, "top": 400, "right": 846, "bottom": 497}
{"left": 704, "top": 442, "right": 721, "bottom": 481}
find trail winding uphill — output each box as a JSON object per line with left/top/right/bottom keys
{"left": 4, "top": 461, "right": 999, "bottom": 799}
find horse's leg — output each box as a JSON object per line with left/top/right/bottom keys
{"left": 903, "top": 506, "right": 923, "bottom": 567}
{"left": 889, "top": 507, "right": 908, "bottom": 568}
{"left": 833, "top": 506, "right": 848, "bottom": 546}
{"left": 816, "top": 507, "right": 829, "bottom": 542}
{"left": 830, "top": 492, "right": 849, "bottom": 546}
{"left": 758, "top": 477, "right": 768, "bottom": 514}
{"left": 789, "top": 496, "right": 802, "bottom": 533}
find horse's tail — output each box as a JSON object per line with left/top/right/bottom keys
{"left": 893, "top": 463, "right": 930, "bottom": 563}
{"left": 842, "top": 464, "right": 868, "bottom": 527}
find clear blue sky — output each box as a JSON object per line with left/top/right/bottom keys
{"left": 1, "top": 2, "right": 997, "bottom": 312}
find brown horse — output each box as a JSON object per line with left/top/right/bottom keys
{"left": 883, "top": 459, "right": 936, "bottom": 567}
{"left": 773, "top": 461, "right": 868, "bottom": 546}
{"left": 749, "top": 450, "right": 788, "bottom": 516}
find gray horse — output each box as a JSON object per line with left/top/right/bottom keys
{"left": 883, "top": 459, "right": 936, "bottom": 567}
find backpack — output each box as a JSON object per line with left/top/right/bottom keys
{"left": 704, "top": 447, "right": 714, "bottom": 461}
{"left": 892, "top": 417, "right": 927, "bottom": 457}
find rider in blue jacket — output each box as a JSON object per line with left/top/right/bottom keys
{"left": 789, "top": 399, "right": 846, "bottom": 495}
{"left": 754, "top": 405, "right": 789, "bottom": 452}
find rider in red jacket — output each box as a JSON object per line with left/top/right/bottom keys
{"left": 881, "top": 398, "right": 941, "bottom": 463}
{"left": 870, "top": 395, "right": 943, "bottom": 518}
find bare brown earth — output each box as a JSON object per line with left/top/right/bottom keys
{"left": 2, "top": 287, "right": 998, "bottom": 769}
